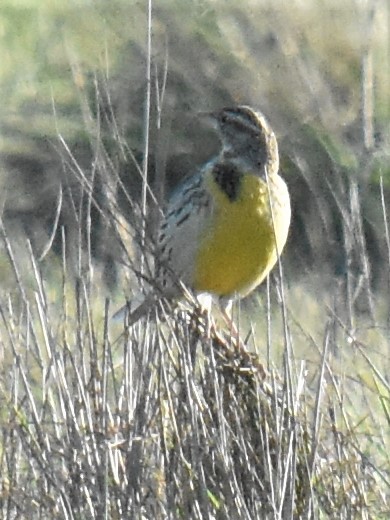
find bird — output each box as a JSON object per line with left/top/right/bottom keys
{"left": 115, "top": 105, "right": 291, "bottom": 324}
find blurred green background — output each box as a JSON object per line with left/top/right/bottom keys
{"left": 0, "top": 0, "right": 389, "bottom": 297}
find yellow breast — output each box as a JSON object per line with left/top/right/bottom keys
{"left": 193, "top": 172, "right": 290, "bottom": 297}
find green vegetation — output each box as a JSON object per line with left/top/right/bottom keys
{"left": 0, "top": 0, "right": 389, "bottom": 518}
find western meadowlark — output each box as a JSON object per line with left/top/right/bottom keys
{"left": 116, "top": 105, "right": 290, "bottom": 323}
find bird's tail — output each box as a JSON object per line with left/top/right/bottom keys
{"left": 112, "top": 293, "right": 158, "bottom": 325}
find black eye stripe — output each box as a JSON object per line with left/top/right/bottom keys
{"left": 220, "top": 112, "right": 263, "bottom": 137}
{"left": 219, "top": 106, "right": 270, "bottom": 128}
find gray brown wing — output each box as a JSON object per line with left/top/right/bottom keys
{"left": 156, "top": 171, "right": 213, "bottom": 293}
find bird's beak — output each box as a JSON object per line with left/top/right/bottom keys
{"left": 197, "top": 110, "right": 218, "bottom": 128}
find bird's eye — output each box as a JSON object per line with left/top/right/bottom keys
{"left": 220, "top": 114, "right": 228, "bottom": 124}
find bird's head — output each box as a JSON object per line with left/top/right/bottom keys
{"left": 207, "top": 105, "right": 279, "bottom": 178}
